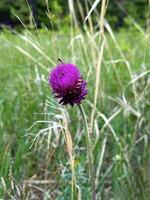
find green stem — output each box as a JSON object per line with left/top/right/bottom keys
{"left": 78, "top": 104, "right": 96, "bottom": 200}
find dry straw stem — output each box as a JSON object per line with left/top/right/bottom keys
{"left": 84, "top": 0, "right": 101, "bottom": 23}
{"left": 61, "top": 109, "right": 78, "bottom": 200}
{"left": 84, "top": 1, "right": 98, "bottom": 76}
{"left": 68, "top": 0, "right": 78, "bottom": 63}
{"left": 90, "top": 0, "right": 108, "bottom": 133}
{"left": 84, "top": 0, "right": 94, "bottom": 33}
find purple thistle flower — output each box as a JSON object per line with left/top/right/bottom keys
{"left": 49, "top": 63, "right": 88, "bottom": 106}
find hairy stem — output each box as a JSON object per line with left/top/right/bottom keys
{"left": 78, "top": 104, "right": 96, "bottom": 200}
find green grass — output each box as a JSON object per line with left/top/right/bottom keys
{"left": 0, "top": 26, "right": 150, "bottom": 199}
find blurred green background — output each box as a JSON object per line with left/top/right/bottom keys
{"left": 0, "top": 0, "right": 148, "bottom": 31}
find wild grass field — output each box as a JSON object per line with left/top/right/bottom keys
{"left": 0, "top": 2, "right": 150, "bottom": 200}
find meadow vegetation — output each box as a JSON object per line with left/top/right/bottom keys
{"left": 0, "top": 1, "right": 150, "bottom": 199}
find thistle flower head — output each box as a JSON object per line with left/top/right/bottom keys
{"left": 49, "top": 63, "right": 88, "bottom": 106}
